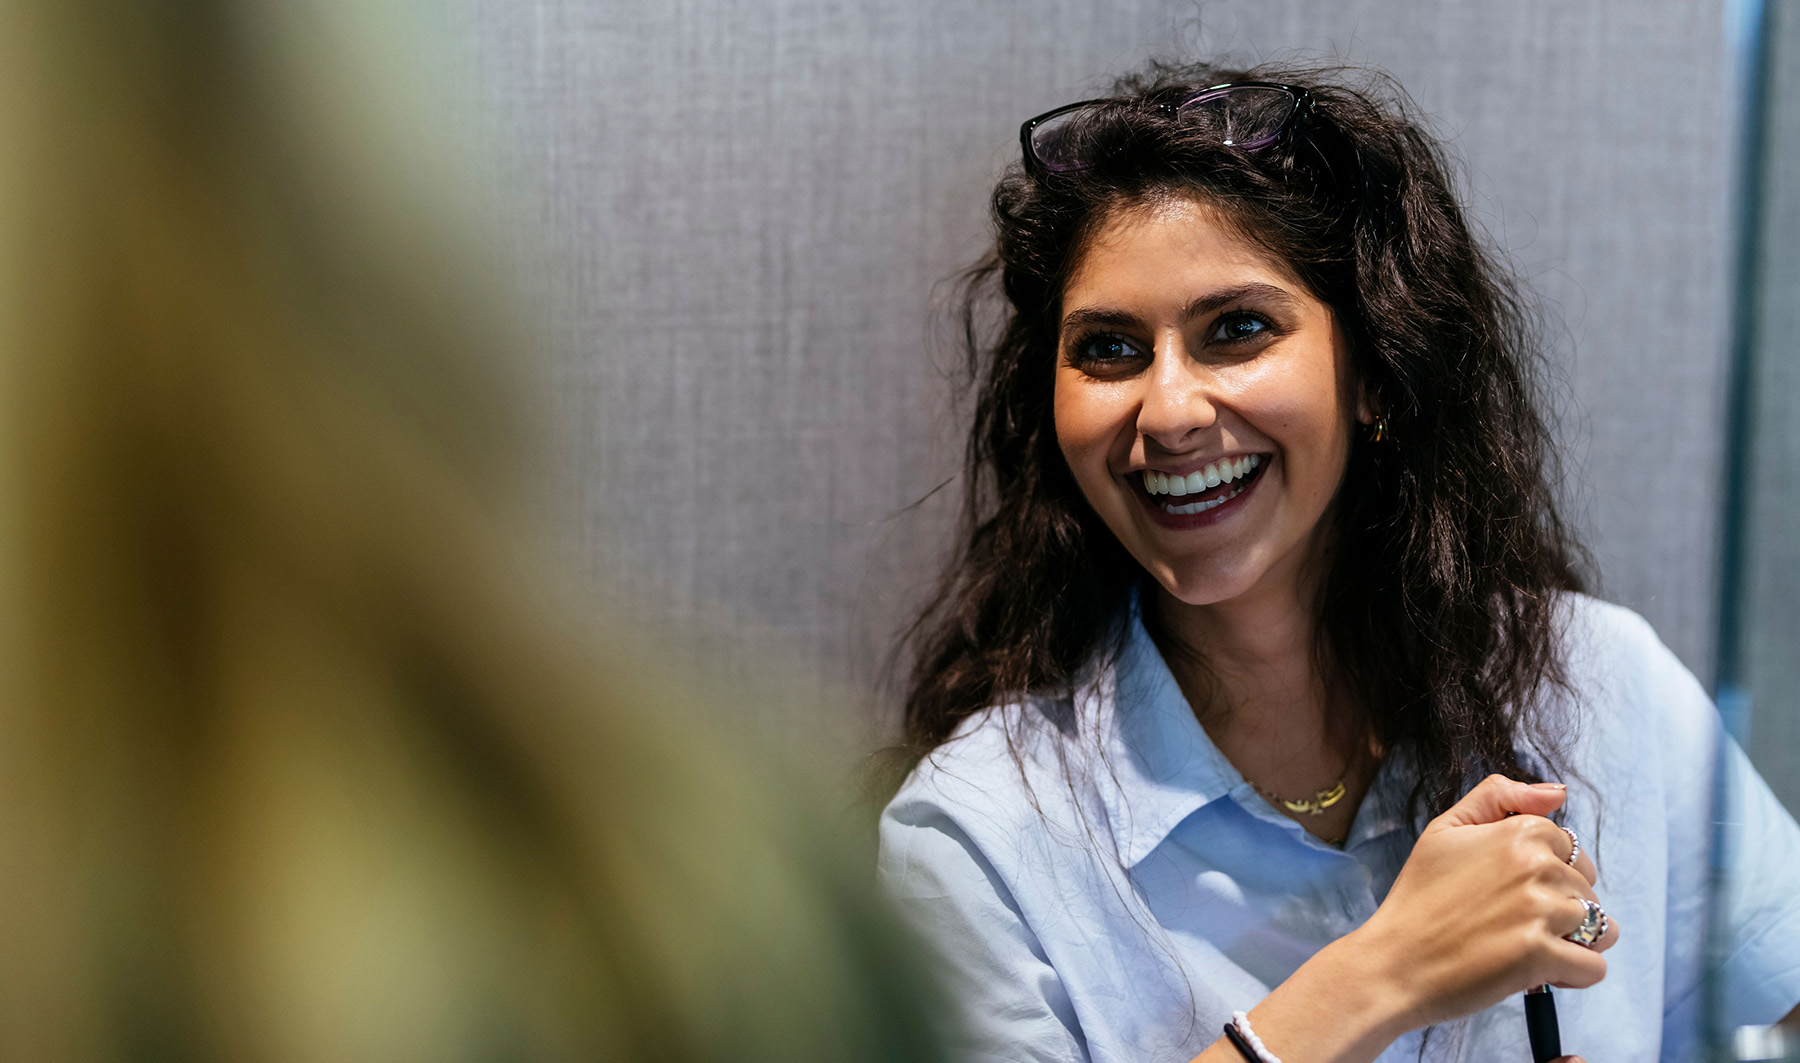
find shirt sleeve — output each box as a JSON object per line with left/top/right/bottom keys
{"left": 1716, "top": 736, "right": 1800, "bottom": 1027}
{"left": 879, "top": 798, "right": 1091, "bottom": 1063}
{"left": 1619, "top": 601, "right": 1800, "bottom": 1033}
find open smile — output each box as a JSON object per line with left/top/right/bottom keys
{"left": 1131, "top": 454, "right": 1268, "bottom": 526}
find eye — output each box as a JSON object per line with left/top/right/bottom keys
{"left": 1067, "top": 332, "right": 1148, "bottom": 369}
{"left": 1207, "top": 311, "right": 1275, "bottom": 345}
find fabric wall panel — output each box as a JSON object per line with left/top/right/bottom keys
{"left": 464, "top": 0, "right": 1732, "bottom": 744}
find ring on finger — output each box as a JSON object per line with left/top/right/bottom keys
{"left": 1560, "top": 825, "right": 1580, "bottom": 867}
{"left": 1565, "top": 898, "right": 1606, "bottom": 948}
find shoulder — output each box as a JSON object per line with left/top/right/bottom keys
{"left": 881, "top": 695, "right": 1091, "bottom": 850}
{"left": 1555, "top": 592, "right": 1681, "bottom": 677}
{"left": 879, "top": 686, "right": 1132, "bottom": 902}
{"left": 1551, "top": 592, "right": 1711, "bottom": 733}
{"left": 876, "top": 701, "right": 1114, "bottom": 1063}
{"left": 1546, "top": 592, "right": 1722, "bottom": 815}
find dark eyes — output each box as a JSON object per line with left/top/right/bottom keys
{"left": 1065, "top": 311, "right": 1277, "bottom": 370}
{"left": 1070, "top": 334, "right": 1147, "bottom": 366}
{"left": 1207, "top": 312, "right": 1272, "bottom": 344}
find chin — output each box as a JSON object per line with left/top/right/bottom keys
{"left": 1145, "top": 557, "right": 1267, "bottom": 608}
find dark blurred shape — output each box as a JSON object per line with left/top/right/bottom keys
{"left": 0, "top": 0, "right": 946, "bottom": 1059}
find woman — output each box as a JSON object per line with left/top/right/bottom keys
{"left": 879, "top": 62, "right": 1800, "bottom": 1063}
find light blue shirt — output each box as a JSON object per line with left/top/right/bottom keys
{"left": 879, "top": 596, "right": 1800, "bottom": 1063}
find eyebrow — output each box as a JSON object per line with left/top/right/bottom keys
{"left": 1060, "top": 282, "right": 1302, "bottom": 333}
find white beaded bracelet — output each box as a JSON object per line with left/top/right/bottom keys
{"left": 1230, "top": 1011, "right": 1284, "bottom": 1063}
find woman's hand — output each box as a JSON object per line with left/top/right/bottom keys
{"left": 1346, "top": 774, "right": 1619, "bottom": 1030}
{"left": 1190, "top": 775, "right": 1618, "bottom": 1063}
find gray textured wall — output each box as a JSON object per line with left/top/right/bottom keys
{"left": 464, "top": 0, "right": 1736, "bottom": 748}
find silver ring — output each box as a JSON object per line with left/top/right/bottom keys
{"left": 1565, "top": 898, "right": 1605, "bottom": 947}
{"left": 1561, "top": 825, "right": 1580, "bottom": 866}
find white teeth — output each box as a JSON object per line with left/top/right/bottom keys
{"left": 1143, "top": 455, "right": 1265, "bottom": 496}
{"left": 1166, "top": 495, "right": 1228, "bottom": 516}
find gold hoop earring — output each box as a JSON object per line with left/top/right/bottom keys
{"left": 1370, "top": 417, "right": 1387, "bottom": 443}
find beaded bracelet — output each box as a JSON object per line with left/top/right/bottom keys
{"left": 1224, "top": 1011, "right": 1283, "bottom": 1063}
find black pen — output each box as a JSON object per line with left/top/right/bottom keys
{"left": 1525, "top": 985, "right": 1561, "bottom": 1063}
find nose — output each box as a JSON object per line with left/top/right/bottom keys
{"left": 1135, "top": 336, "right": 1217, "bottom": 451}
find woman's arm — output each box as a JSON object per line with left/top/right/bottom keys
{"left": 1185, "top": 775, "right": 1614, "bottom": 1063}
{"left": 885, "top": 773, "right": 1612, "bottom": 1063}
{"left": 1182, "top": 939, "right": 1412, "bottom": 1063}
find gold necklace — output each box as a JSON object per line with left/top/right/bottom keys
{"left": 1251, "top": 777, "right": 1347, "bottom": 817}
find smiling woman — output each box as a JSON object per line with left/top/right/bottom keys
{"left": 879, "top": 62, "right": 1800, "bottom": 1063}
{"left": 1055, "top": 202, "right": 1357, "bottom": 608}
{"left": 1054, "top": 200, "right": 1374, "bottom": 847}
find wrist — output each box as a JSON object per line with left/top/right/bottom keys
{"left": 1308, "top": 929, "right": 1421, "bottom": 1044}
{"left": 1244, "top": 931, "right": 1419, "bottom": 1063}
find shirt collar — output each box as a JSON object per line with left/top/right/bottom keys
{"left": 1088, "top": 593, "right": 1418, "bottom": 867}
{"left": 1090, "top": 595, "right": 1247, "bottom": 868}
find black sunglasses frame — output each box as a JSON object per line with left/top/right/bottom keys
{"left": 1018, "top": 81, "right": 1314, "bottom": 177}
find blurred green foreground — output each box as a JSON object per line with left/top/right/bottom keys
{"left": 0, "top": 1, "right": 947, "bottom": 1060}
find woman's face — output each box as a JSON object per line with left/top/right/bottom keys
{"left": 1053, "top": 198, "right": 1364, "bottom": 608}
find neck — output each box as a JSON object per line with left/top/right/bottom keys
{"left": 1152, "top": 576, "right": 1327, "bottom": 742}
{"left": 1148, "top": 550, "right": 1371, "bottom": 792}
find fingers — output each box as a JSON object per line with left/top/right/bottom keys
{"left": 1594, "top": 908, "right": 1621, "bottom": 951}
{"left": 1433, "top": 774, "right": 1567, "bottom": 829}
{"left": 1549, "top": 820, "right": 1598, "bottom": 887}
{"left": 1552, "top": 894, "right": 1620, "bottom": 954}
{"left": 1494, "top": 813, "right": 1617, "bottom": 963}
{"left": 1455, "top": 775, "right": 1568, "bottom": 826}
{"left": 1538, "top": 828, "right": 1618, "bottom": 988}
{"left": 1432, "top": 773, "right": 1562, "bottom": 830}
{"left": 1542, "top": 892, "right": 1618, "bottom": 990}
{"left": 1498, "top": 812, "right": 1595, "bottom": 895}
{"left": 1544, "top": 925, "right": 1610, "bottom": 989}
{"left": 1530, "top": 816, "right": 1597, "bottom": 887}
{"left": 1571, "top": 846, "right": 1597, "bottom": 888}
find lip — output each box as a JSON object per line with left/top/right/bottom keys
{"left": 1131, "top": 455, "right": 1269, "bottom": 529}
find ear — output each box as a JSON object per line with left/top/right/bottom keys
{"left": 1353, "top": 378, "right": 1377, "bottom": 426}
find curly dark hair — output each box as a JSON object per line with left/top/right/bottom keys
{"left": 898, "top": 60, "right": 1589, "bottom": 823}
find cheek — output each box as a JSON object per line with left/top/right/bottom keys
{"left": 1237, "top": 360, "right": 1354, "bottom": 468}
{"left": 1052, "top": 373, "right": 1097, "bottom": 463}
{"left": 1051, "top": 374, "right": 1130, "bottom": 507}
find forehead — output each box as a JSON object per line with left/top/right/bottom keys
{"left": 1063, "top": 197, "right": 1308, "bottom": 309}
